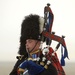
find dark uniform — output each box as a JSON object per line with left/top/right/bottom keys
{"left": 18, "top": 50, "right": 58, "bottom": 75}
{"left": 9, "top": 56, "right": 26, "bottom": 75}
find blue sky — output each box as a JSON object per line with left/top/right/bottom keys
{"left": 0, "top": 0, "right": 75, "bottom": 62}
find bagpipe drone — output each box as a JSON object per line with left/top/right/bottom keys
{"left": 41, "top": 3, "right": 69, "bottom": 66}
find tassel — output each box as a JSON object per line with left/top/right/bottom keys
{"left": 62, "top": 37, "right": 69, "bottom": 59}
{"left": 61, "top": 55, "right": 65, "bottom": 66}
{"left": 61, "top": 45, "right": 65, "bottom": 66}
{"left": 64, "top": 46, "right": 69, "bottom": 59}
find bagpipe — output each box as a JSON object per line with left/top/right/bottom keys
{"left": 41, "top": 3, "right": 69, "bottom": 66}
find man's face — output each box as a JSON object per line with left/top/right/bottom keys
{"left": 25, "top": 39, "right": 40, "bottom": 53}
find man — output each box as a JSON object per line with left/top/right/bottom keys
{"left": 10, "top": 14, "right": 65, "bottom": 75}
{"left": 18, "top": 39, "right": 58, "bottom": 75}
{"left": 17, "top": 14, "right": 58, "bottom": 75}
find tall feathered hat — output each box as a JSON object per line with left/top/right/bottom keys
{"left": 18, "top": 14, "right": 44, "bottom": 56}
{"left": 21, "top": 14, "right": 44, "bottom": 41}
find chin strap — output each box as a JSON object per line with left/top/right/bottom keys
{"left": 27, "top": 41, "right": 39, "bottom": 57}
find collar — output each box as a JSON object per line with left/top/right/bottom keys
{"left": 30, "top": 50, "right": 40, "bottom": 56}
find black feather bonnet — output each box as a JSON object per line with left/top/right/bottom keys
{"left": 18, "top": 14, "right": 44, "bottom": 56}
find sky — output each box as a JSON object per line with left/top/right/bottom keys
{"left": 0, "top": 0, "right": 75, "bottom": 62}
